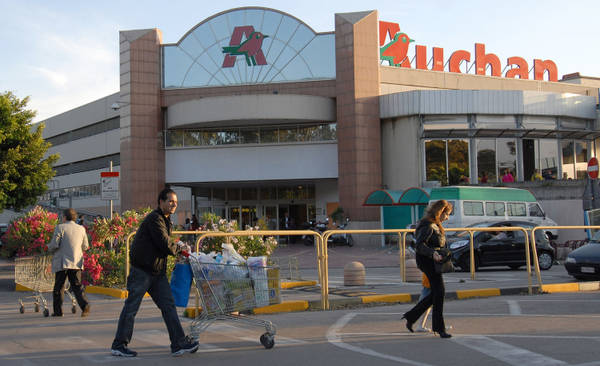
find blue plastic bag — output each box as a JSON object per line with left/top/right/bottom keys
{"left": 170, "top": 262, "right": 192, "bottom": 307}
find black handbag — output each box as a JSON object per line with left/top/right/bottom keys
{"left": 434, "top": 247, "right": 454, "bottom": 273}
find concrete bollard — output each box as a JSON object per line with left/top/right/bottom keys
{"left": 404, "top": 259, "right": 422, "bottom": 282}
{"left": 344, "top": 261, "right": 365, "bottom": 286}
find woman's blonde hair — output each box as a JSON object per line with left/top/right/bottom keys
{"left": 423, "top": 199, "right": 453, "bottom": 235}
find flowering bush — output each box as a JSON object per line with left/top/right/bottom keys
{"left": 0, "top": 206, "right": 58, "bottom": 258}
{"left": 200, "top": 213, "right": 278, "bottom": 258}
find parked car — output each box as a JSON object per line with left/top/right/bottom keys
{"left": 447, "top": 220, "right": 555, "bottom": 271}
{"left": 564, "top": 232, "right": 600, "bottom": 280}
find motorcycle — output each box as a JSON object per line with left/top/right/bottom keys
{"left": 302, "top": 218, "right": 354, "bottom": 247}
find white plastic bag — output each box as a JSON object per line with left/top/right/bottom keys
{"left": 221, "top": 243, "right": 246, "bottom": 265}
{"left": 247, "top": 256, "right": 269, "bottom": 307}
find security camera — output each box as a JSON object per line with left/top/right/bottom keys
{"left": 111, "top": 102, "right": 120, "bottom": 111}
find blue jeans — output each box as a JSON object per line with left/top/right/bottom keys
{"left": 112, "top": 266, "right": 186, "bottom": 350}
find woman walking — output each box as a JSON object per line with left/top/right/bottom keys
{"left": 402, "top": 200, "right": 453, "bottom": 338}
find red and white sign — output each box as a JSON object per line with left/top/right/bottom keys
{"left": 100, "top": 171, "right": 119, "bottom": 200}
{"left": 587, "top": 157, "right": 599, "bottom": 179}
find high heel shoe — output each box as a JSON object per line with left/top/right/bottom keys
{"left": 435, "top": 330, "right": 452, "bottom": 339}
{"left": 401, "top": 315, "right": 414, "bottom": 333}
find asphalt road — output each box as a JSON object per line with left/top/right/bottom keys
{"left": 1, "top": 289, "right": 600, "bottom": 366}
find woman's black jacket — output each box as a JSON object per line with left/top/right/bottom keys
{"left": 414, "top": 219, "right": 446, "bottom": 271}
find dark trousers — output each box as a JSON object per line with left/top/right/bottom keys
{"left": 53, "top": 269, "right": 89, "bottom": 315}
{"left": 112, "top": 266, "right": 186, "bottom": 351}
{"left": 403, "top": 260, "right": 446, "bottom": 332}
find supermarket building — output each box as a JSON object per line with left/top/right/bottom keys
{"left": 39, "top": 7, "right": 600, "bottom": 236}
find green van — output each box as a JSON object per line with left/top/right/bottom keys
{"left": 429, "top": 186, "right": 558, "bottom": 238}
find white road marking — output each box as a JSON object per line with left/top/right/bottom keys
{"left": 452, "top": 335, "right": 568, "bottom": 366}
{"left": 326, "top": 313, "right": 434, "bottom": 366}
{"left": 507, "top": 300, "right": 522, "bottom": 315}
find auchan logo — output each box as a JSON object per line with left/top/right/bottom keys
{"left": 222, "top": 26, "right": 268, "bottom": 67}
{"left": 379, "top": 21, "right": 558, "bottom": 82}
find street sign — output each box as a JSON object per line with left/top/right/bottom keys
{"left": 101, "top": 171, "right": 119, "bottom": 200}
{"left": 588, "top": 157, "right": 599, "bottom": 179}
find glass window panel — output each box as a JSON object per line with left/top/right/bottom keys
{"left": 288, "top": 24, "right": 314, "bottom": 51}
{"left": 260, "top": 127, "right": 278, "bottom": 143}
{"left": 191, "top": 24, "right": 218, "bottom": 49}
{"left": 299, "top": 34, "right": 336, "bottom": 79}
{"left": 322, "top": 123, "right": 337, "bottom": 140}
{"left": 166, "top": 130, "right": 184, "bottom": 147}
{"left": 245, "top": 9, "right": 265, "bottom": 30}
{"left": 486, "top": 202, "right": 505, "bottom": 216}
{"left": 279, "top": 126, "right": 298, "bottom": 142}
{"left": 281, "top": 56, "right": 312, "bottom": 81}
{"left": 539, "top": 139, "right": 558, "bottom": 180}
{"left": 575, "top": 140, "right": 589, "bottom": 180}
{"left": 561, "top": 140, "right": 575, "bottom": 179}
{"left": 194, "top": 188, "right": 211, "bottom": 201}
{"left": 213, "top": 188, "right": 226, "bottom": 201}
{"left": 162, "top": 46, "right": 193, "bottom": 88}
{"left": 260, "top": 186, "right": 277, "bottom": 200}
{"left": 425, "top": 140, "right": 447, "bottom": 185}
{"left": 185, "top": 131, "right": 203, "bottom": 146}
{"left": 257, "top": 39, "right": 285, "bottom": 82}
{"left": 227, "top": 188, "right": 240, "bottom": 201}
{"left": 181, "top": 59, "right": 213, "bottom": 88}
{"left": 274, "top": 15, "right": 299, "bottom": 44}
{"left": 464, "top": 201, "right": 484, "bottom": 216}
{"left": 448, "top": 139, "right": 469, "bottom": 185}
{"left": 179, "top": 31, "right": 206, "bottom": 60}
{"left": 477, "top": 139, "right": 496, "bottom": 183}
{"left": 241, "top": 188, "right": 257, "bottom": 201}
{"left": 278, "top": 186, "right": 295, "bottom": 200}
{"left": 522, "top": 116, "right": 556, "bottom": 130}
{"left": 497, "top": 138, "right": 516, "bottom": 182}
{"left": 529, "top": 203, "right": 544, "bottom": 217}
{"left": 507, "top": 203, "right": 526, "bottom": 216}
{"left": 240, "top": 128, "right": 259, "bottom": 144}
{"left": 216, "top": 129, "right": 239, "bottom": 145}
{"left": 476, "top": 115, "right": 516, "bottom": 129}
{"left": 297, "top": 125, "right": 316, "bottom": 142}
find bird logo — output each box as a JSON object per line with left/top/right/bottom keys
{"left": 380, "top": 32, "right": 414, "bottom": 67}
{"left": 222, "top": 31, "right": 269, "bottom": 67}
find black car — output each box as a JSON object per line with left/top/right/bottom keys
{"left": 447, "top": 221, "right": 554, "bottom": 271}
{"left": 564, "top": 232, "right": 600, "bottom": 280}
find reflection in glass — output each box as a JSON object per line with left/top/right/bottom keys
{"left": 561, "top": 141, "right": 574, "bottom": 179}
{"left": 260, "top": 127, "right": 279, "bottom": 143}
{"left": 448, "top": 140, "right": 469, "bottom": 185}
{"left": 240, "top": 128, "right": 259, "bottom": 144}
{"left": 213, "top": 188, "right": 226, "bottom": 201}
{"left": 279, "top": 126, "right": 298, "bottom": 142}
{"left": 425, "top": 140, "right": 447, "bottom": 185}
{"left": 477, "top": 139, "right": 496, "bottom": 183}
{"left": 241, "top": 188, "right": 258, "bottom": 201}
{"left": 575, "top": 141, "right": 588, "bottom": 180}
{"left": 227, "top": 188, "right": 240, "bottom": 201}
{"left": 260, "top": 187, "right": 277, "bottom": 200}
{"left": 185, "top": 131, "right": 203, "bottom": 146}
{"left": 539, "top": 139, "right": 558, "bottom": 180}
{"left": 497, "top": 138, "right": 516, "bottom": 182}
{"left": 167, "top": 130, "right": 184, "bottom": 147}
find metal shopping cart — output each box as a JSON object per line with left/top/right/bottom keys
{"left": 14, "top": 254, "right": 77, "bottom": 317}
{"left": 188, "top": 255, "right": 279, "bottom": 349}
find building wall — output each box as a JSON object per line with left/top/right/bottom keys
{"left": 165, "top": 143, "right": 338, "bottom": 183}
{"left": 381, "top": 116, "right": 421, "bottom": 189}
{"left": 315, "top": 179, "right": 338, "bottom": 222}
{"left": 47, "top": 129, "right": 120, "bottom": 165}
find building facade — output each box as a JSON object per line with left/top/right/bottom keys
{"left": 39, "top": 7, "right": 600, "bottom": 236}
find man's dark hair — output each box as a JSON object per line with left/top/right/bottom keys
{"left": 158, "top": 188, "right": 176, "bottom": 205}
{"left": 64, "top": 208, "right": 77, "bottom": 221}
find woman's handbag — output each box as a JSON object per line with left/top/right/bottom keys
{"left": 434, "top": 247, "right": 454, "bottom": 273}
{"left": 170, "top": 262, "right": 193, "bottom": 307}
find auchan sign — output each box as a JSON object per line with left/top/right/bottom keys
{"left": 379, "top": 21, "right": 558, "bottom": 82}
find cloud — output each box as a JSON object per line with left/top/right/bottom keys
{"left": 29, "top": 66, "right": 69, "bottom": 88}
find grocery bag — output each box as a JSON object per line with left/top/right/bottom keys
{"left": 170, "top": 262, "right": 193, "bottom": 307}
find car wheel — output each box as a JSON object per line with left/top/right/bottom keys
{"left": 537, "top": 252, "right": 553, "bottom": 270}
{"left": 460, "top": 255, "right": 479, "bottom": 272}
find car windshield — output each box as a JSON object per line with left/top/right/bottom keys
{"left": 591, "top": 230, "right": 600, "bottom": 242}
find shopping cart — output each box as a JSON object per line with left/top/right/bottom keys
{"left": 188, "top": 255, "right": 279, "bottom": 349}
{"left": 14, "top": 254, "right": 77, "bottom": 317}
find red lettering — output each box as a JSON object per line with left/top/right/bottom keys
{"left": 415, "top": 45, "right": 444, "bottom": 71}
{"left": 449, "top": 50, "right": 470, "bottom": 73}
{"left": 505, "top": 57, "right": 529, "bottom": 79}
{"left": 534, "top": 59, "right": 558, "bottom": 82}
{"left": 379, "top": 21, "right": 400, "bottom": 47}
{"left": 475, "top": 43, "right": 501, "bottom": 77}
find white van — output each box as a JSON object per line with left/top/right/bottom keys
{"left": 429, "top": 186, "right": 558, "bottom": 238}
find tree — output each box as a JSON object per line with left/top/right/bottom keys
{"left": 0, "top": 92, "right": 59, "bottom": 211}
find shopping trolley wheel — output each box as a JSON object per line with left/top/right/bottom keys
{"left": 19, "top": 305, "right": 24, "bottom": 314}
{"left": 71, "top": 305, "right": 77, "bottom": 314}
{"left": 43, "top": 309, "right": 49, "bottom": 317}
{"left": 34, "top": 304, "right": 40, "bottom": 313}
{"left": 260, "top": 333, "right": 275, "bottom": 349}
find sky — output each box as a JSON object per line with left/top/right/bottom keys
{"left": 1, "top": 0, "right": 599, "bottom": 122}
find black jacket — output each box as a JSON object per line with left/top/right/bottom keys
{"left": 130, "top": 208, "right": 182, "bottom": 275}
{"left": 414, "top": 219, "right": 446, "bottom": 271}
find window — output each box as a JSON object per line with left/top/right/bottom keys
{"left": 464, "top": 201, "right": 484, "bottom": 216}
{"left": 425, "top": 139, "right": 469, "bottom": 186}
{"left": 497, "top": 138, "right": 517, "bottom": 182}
{"left": 507, "top": 203, "right": 526, "bottom": 216}
{"left": 486, "top": 202, "right": 505, "bottom": 216}
{"left": 528, "top": 203, "right": 544, "bottom": 217}
{"left": 477, "top": 139, "right": 496, "bottom": 183}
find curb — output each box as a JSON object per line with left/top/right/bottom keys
{"left": 281, "top": 280, "right": 317, "bottom": 289}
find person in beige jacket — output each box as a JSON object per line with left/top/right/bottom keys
{"left": 47, "top": 208, "right": 91, "bottom": 317}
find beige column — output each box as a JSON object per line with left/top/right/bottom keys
{"left": 335, "top": 11, "right": 381, "bottom": 221}
{"left": 119, "top": 29, "right": 165, "bottom": 211}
